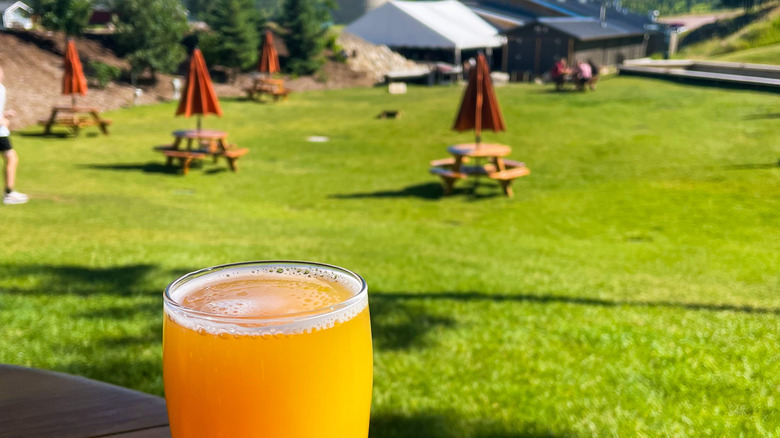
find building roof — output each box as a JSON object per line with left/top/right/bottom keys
{"left": 472, "top": 0, "right": 658, "bottom": 34}
{"left": 344, "top": 0, "right": 504, "bottom": 50}
{"left": 1, "top": 1, "right": 31, "bottom": 12}
{"left": 531, "top": 0, "right": 654, "bottom": 32}
{"left": 462, "top": 2, "right": 533, "bottom": 30}
{"left": 533, "top": 16, "right": 645, "bottom": 40}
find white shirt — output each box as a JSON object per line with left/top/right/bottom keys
{"left": 0, "top": 84, "right": 9, "bottom": 137}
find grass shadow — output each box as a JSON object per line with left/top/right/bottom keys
{"left": 332, "top": 181, "right": 510, "bottom": 201}
{"left": 0, "top": 263, "right": 162, "bottom": 297}
{"left": 0, "top": 263, "right": 177, "bottom": 394}
{"left": 331, "top": 182, "right": 451, "bottom": 200}
{"left": 742, "top": 113, "right": 780, "bottom": 120}
{"left": 74, "top": 301, "right": 161, "bottom": 320}
{"left": 374, "top": 291, "right": 780, "bottom": 316}
{"left": 204, "top": 167, "right": 229, "bottom": 175}
{"left": 16, "top": 131, "right": 73, "bottom": 139}
{"left": 722, "top": 162, "right": 779, "bottom": 170}
{"left": 370, "top": 412, "right": 573, "bottom": 438}
{"left": 81, "top": 162, "right": 183, "bottom": 175}
{"left": 370, "top": 413, "right": 461, "bottom": 438}
{"left": 370, "top": 295, "right": 456, "bottom": 351}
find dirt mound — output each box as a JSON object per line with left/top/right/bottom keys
{"left": 0, "top": 30, "right": 177, "bottom": 129}
{"left": 338, "top": 32, "right": 428, "bottom": 82}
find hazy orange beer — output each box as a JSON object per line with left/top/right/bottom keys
{"left": 163, "top": 261, "right": 372, "bottom": 438}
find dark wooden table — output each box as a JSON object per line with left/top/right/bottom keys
{"left": 0, "top": 364, "right": 170, "bottom": 438}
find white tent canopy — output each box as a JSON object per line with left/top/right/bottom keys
{"left": 345, "top": 0, "right": 504, "bottom": 51}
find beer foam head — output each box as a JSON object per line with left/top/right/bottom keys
{"left": 164, "top": 262, "right": 368, "bottom": 336}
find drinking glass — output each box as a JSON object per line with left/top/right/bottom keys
{"left": 163, "top": 261, "right": 372, "bottom": 438}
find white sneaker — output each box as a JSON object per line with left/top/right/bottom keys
{"left": 3, "top": 191, "right": 28, "bottom": 205}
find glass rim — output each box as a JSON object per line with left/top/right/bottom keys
{"left": 163, "top": 260, "right": 368, "bottom": 326}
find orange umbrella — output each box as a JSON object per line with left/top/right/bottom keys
{"left": 452, "top": 53, "right": 506, "bottom": 147}
{"left": 258, "top": 31, "right": 280, "bottom": 74}
{"left": 176, "top": 48, "right": 223, "bottom": 131}
{"left": 62, "top": 39, "right": 88, "bottom": 107}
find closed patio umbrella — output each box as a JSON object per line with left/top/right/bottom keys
{"left": 452, "top": 53, "right": 505, "bottom": 148}
{"left": 62, "top": 39, "right": 88, "bottom": 107}
{"left": 258, "top": 30, "right": 280, "bottom": 74}
{"left": 176, "top": 48, "right": 223, "bottom": 131}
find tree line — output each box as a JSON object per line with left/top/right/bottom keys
{"left": 28, "top": 0, "right": 334, "bottom": 81}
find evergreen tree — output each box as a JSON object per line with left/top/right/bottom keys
{"left": 280, "top": 0, "right": 333, "bottom": 75}
{"left": 112, "top": 0, "right": 189, "bottom": 79}
{"left": 32, "top": 0, "right": 92, "bottom": 36}
{"left": 184, "top": 0, "right": 210, "bottom": 19}
{"left": 201, "top": 0, "right": 260, "bottom": 72}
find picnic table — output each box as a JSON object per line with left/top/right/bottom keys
{"left": 429, "top": 143, "right": 530, "bottom": 197}
{"left": 0, "top": 364, "right": 170, "bottom": 438}
{"left": 244, "top": 78, "right": 291, "bottom": 102}
{"left": 38, "top": 106, "right": 112, "bottom": 136}
{"left": 154, "top": 129, "right": 248, "bottom": 175}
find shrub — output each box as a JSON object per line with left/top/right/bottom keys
{"left": 89, "top": 61, "right": 121, "bottom": 88}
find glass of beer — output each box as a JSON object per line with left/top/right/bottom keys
{"left": 163, "top": 261, "right": 372, "bottom": 438}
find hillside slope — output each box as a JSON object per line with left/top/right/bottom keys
{"left": 676, "top": 3, "right": 780, "bottom": 61}
{"left": 0, "top": 30, "right": 400, "bottom": 129}
{"left": 0, "top": 30, "right": 181, "bottom": 129}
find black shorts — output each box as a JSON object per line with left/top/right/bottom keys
{"left": 0, "top": 137, "right": 11, "bottom": 153}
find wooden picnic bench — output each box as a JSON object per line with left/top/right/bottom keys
{"left": 38, "top": 106, "right": 112, "bottom": 135}
{"left": 487, "top": 166, "right": 530, "bottom": 198}
{"left": 429, "top": 144, "right": 530, "bottom": 197}
{"left": 221, "top": 147, "right": 249, "bottom": 171}
{"left": 429, "top": 166, "right": 468, "bottom": 195}
{"left": 244, "top": 78, "right": 291, "bottom": 102}
{"left": 155, "top": 130, "right": 249, "bottom": 175}
{"left": 155, "top": 146, "right": 208, "bottom": 175}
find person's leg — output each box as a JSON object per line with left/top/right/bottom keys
{"left": 3, "top": 148, "right": 18, "bottom": 192}
{"left": 2, "top": 140, "right": 27, "bottom": 204}
{"left": 0, "top": 137, "right": 14, "bottom": 193}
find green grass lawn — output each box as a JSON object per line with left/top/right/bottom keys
{"left": 2, "top": 77, "right": 779, "bottom": 436}
{"left": 713, "top": 42, "right": 780, "bottom": 64}
{"left": 676, "top": 3, "right": 780, "bottom": 62}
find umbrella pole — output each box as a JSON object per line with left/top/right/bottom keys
{"left": 72, "top": 95, "right": 76, "bottom": 108}
{"left": 197, "top": 115, "right": 202, "bottom": 132}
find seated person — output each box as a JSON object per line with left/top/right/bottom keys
{"left": 587, "top": 59, "right": 600, "bottom": 91}
{"left": 574, "top": 60, "right": 592, "bottom": 91}
{"left": 550, "top": 58, "right": 570, "bottom": 91}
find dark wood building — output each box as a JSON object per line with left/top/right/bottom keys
{"left": 502, "top": 17, "right": 648, "bottom": 77}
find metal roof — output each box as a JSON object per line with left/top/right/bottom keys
{"left": 473, "top": 0, "right": 656, "bottom": 35}
{"left": 0, "top": 1, "right": 30, "bottom": 12}
{"left": 462, "top": 2, "right": 533, "bottom": 30}
{"left": 345, "top": 0, "right": 504, "bottom": 50}
{"left": 536, "top": 16, "right": 645, "bottom": 40}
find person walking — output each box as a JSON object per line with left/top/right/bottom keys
{"left": 0, "top": 66, "right": 27, "bottom": 205}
